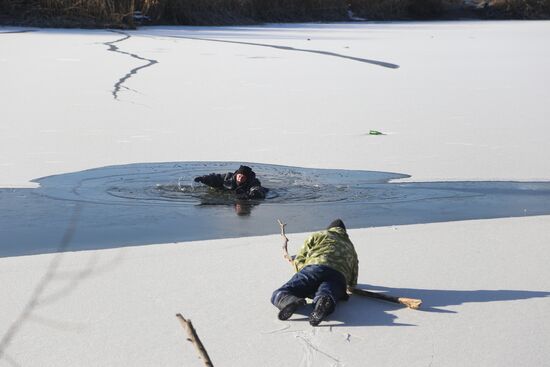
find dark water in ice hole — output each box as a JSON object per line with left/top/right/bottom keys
{"left": 1, "top": 161, "right": 550, "bottom": 257}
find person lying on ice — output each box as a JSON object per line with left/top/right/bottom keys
{"left": 271, "top": 219, "right": 359, "bottom": 326}
{"left": 193, "top": 165, "right": 268, "bottom": 200}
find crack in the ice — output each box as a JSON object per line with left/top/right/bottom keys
{"left": 262, "top": 324, "right": 292, "bottom": 334}
{"left": 296, "top": 333, "right": 341, "bottom": 366}
{"left": 146, "top": 33, "right": 399, "bottom": 69}
{"left": 104, "top": 30, "right": 158, "bottom": 101}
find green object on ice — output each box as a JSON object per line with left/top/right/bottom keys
{"left": 369, "top": 130, "right": 383, "bottom": 135}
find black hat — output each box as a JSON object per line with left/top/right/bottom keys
{"left": 235, "top": 165, "right": 253, "bottom": 177}
{"left": 327, "top": 219, "right": 346, "bottom": 230}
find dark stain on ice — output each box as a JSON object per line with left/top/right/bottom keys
{"left": 104, "top": 30, "right": 158, "bottom": 100}
{"left": 154, "top": 34, "right": 399, "bottom": 69}
{"left": 1, "top": 162, "right": 550, "bottom": 257}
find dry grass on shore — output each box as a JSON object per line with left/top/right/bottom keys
{"left": 0, "top": 0, "right": 549, "bottom": 28}
{"left": 489, "top": 0, "right": 550, "bottom": 18}
{"left": 0, "top": 0, "right": 136, "bottom": 27}
{"left": 349, "top": 0, "right": 451, "bottom": 19}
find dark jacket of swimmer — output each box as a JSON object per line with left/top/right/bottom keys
{"left": 193, "top": 165, "right": 268, "bottom": 200}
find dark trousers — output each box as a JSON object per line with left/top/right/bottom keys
{"left": 271, "top": 265, "right": 348, "bottom": 312}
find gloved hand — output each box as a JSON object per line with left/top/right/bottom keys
{"left": 194, "top": 176, "right": 203, "bottom": 183}
{"left": 248, "top": 187, "right": 265, "bottom": 199}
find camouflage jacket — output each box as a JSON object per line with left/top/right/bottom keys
{"left": 293, "top": 227, "right": 359, "bottom": 287}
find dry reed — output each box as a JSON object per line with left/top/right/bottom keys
{"left": 1, "top": 0, "right": 549, "bottom": 27}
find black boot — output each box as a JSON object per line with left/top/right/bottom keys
{"left": 276, "top": 295, "right": 306, "bottom": 321}
{"left": 309, "top": 295, "right": 334, "bottom": 326}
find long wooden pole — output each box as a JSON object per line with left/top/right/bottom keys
{"left": 351, "top": 288, "right": 422, "bottom": 309}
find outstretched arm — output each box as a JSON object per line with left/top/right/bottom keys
{"left": 194, "top": 173, "right": 227, "bottom": 188}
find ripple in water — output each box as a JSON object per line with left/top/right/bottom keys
{"left": 36, "top": 162, "right": 425, "bottom": 206}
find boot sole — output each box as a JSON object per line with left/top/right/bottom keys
{"left": 309, "top": 297, "right": 334, "bottom": 326}
{"left": 278, "top": 299, "right": 306, "bottom": 320}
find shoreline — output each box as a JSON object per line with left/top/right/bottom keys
{"left": 1, "top": 1, "right": 550, "bottom": 29}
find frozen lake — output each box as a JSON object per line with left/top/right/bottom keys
{"left": 2, "top": 21, "right": 549, "bottom": 188}
{"left": 2, "top": 21, "right": 550, "bottom": 255}
{"left": 1, "top": 21, "right": 550, "bottom": 367}
{"left": 1, "top": 21, "right": 550, "bottom": 256}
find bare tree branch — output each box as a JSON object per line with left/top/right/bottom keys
{"left": 176, "top": 314, "right": 213, "bottom": 367}
{"left": 277, "top": 219, "right": 298, "bottom": 272}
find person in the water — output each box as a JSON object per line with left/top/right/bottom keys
{"left": 193, "top": 165, "right": 268, "bottom": 200}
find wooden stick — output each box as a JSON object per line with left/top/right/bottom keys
{"left": 351, "top": 288, "right": 422, "bottom": 309}
{"left": 277, "top": 219, "right": 296, "bottom": 270}
{"left": 176, "top": 313, "right": 214, "bottom": 367}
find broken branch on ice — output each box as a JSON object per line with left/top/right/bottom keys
{"left": 176, "top": 313, "right": 214, "bottom": 367}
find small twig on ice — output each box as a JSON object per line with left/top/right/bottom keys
{"left": 176, "top": 313, "right": 214, "bottom": 367}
